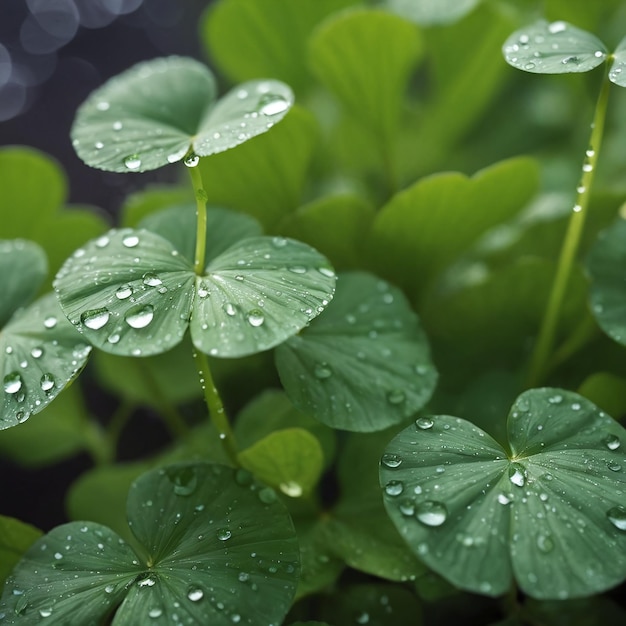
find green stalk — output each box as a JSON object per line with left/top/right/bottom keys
{"left": 187, "top": 160, "right": 239, "bottom": 465}
{"left": 188, "top": 163, "right": 208, "bottom": 275}
{"left": 526, "top": 74, "right": 611, "bottom": 388}
{"left": 193, "top": 349, "right": 239, "bottom": 466}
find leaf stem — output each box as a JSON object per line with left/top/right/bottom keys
{"left": 193, "top": 348, "right": 239, "bottom": 466}
{"left": 105, "top": 398, "right": 136, "bottom": 459}
{"left": 526, "top": 74, "right": 611, "bottom": 388}
{"left": 188, "top": 163, "right": 208, "bottom": 276}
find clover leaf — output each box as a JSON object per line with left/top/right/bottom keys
{"left": 380, "top": 388, "right": 626, "bottom": 599}
{"left": 386, "top": 0, "right": 481, "bottom": 26}
{"left": 54, "top": 220, "right": 336, "bottom": 358}
{"left": 1, "top": 241, "right": 92, "bottom": 430}
{"left": 0, "top": 462, "right": 299, "bottom": 625}
{"left": 71, "top": 56, "right": 293, "bottom": 173}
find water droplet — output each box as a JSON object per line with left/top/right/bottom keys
{"left": 524, "top": 62, "right": 536, "bottom": 70}
{"left": 168, "top": 466, "right": 198, "bottom": 496}
{"left": 40, "top": 374, "right": 55, "bottom": 392}
{"left": 381, "top": 453, "right": 402, "bottom": 468}
{"left": 607, "top": 506, "right": 626, "bottom": 531}
{"left": 125, "top": 304, "right": 154, "bottom": 329}
{"left": 571, "top": 402, "right": 581, "bottom": 411}
{"left": 104, "top": 584, "right": 115, "bottom": 594}
{"left": 318, "top": 266, "right": 335, "bottom": 278}
{"left": 107, "top": 333, "right": 121, "bottom": 344}
{"left": 124, "top": 155, "right": 142, "bottom": 170}
{"left": 142, "top": 273, "right": 162, "bottom": 287}
{"left": 536, "top": 533, "right": 554, "bottom": 553}
{"left": 223, "top": 302, "right": 237, "bottom": 316}
{"left": 415, "top": 417, "right": 434, "bottom": 430}
{"left": 187, "top": 587, "right": 204, "bottom": 602}
{"left": 548, "top": 21, "right": 567, "bottom": 34}
{"left": 148, "top": 608, "right": 163, "bottom": 618}
{"left": 416, "top": 501, "right": 448, "bottom": 527}
{"left": 43, "top": 316, "right": 58, "bottom": 329}
{"left": 607, "top": 461, "right": 622, "bottom": 472}
{"left": 95, "top": 235, "right": 110, "bottom": 248}
{"left": 288, "top": 265, "right": 307, "bottom": 274}
{"left": 561, "top": 55, "right": 580, "bottom": 65}
{"left": 94, "top": 141, "right": 104, "bottom": 150}
{"left": 314, "top": 362, "right": 332, "bottom": 379}
{"left": 81, "top": 308, "right": 110, "bottom": 330}
{"left": 247, "top": 309, "right": 265, "bottom": 327}
{"left": 399, "top": 499, "right": 416, "bottom": 516}
{"left": 280, "top": 481, "right": 303, "bottom": 497}
{"left": 3, "top": 373, "right": 22, "bottom": 395}
{"left": 497, "top": 493, "right": 511, "bottom": 505}
{"left": 387, "top": 389, "right": 405, "bottom": 405}
{"left": 184, "top": 153, "right": 199, "bottom": 168}
{"left": 122, "top": 234, "right": 139, "bottom": 248}
{"left": 548, "top": 394, "right": 562, "bottom": 404}
{"left": 258, "top": 93, "right": 289, "bottom": 116}
{"left": 603, "top": 434, "right": 621, "bottom": 450}
{"left": 509, "top": 463, "right": 526, "bottom": 487}
{"left": 384, "top": 480, "right": 404, "bottom": 496}
{"left": 96, "top": 101, "right": 110, "bottom": 111}
{"left": 258, "top": 487, "right": 277, "bottom": 504}
{"left": 39, "top": 608, "right": 53, "bottom": 618}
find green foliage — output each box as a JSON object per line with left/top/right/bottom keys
{"left": 3, "top": 0, "right": 626, "bottom": 624}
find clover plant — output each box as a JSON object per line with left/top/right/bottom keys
{"left": 1, "top": 2, "right": 626, "bottom": 625}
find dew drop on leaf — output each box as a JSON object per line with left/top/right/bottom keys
{"left": 168, "top": 466, "right": 198, "bottom": 496}
{"left": 508, "top": 463, "right": 526, "bottom": 487}
{"left": 279, "top": 481, "right": 303, "bottom": 497}
{"left": 399, "top": 499, "right": 416, "bottom": 516}
{"left": 223, "top": 302, "right": 237, "bottom": 317}
{"left": 387, "top": 389, "right": 406, "bottom": 405}
{"left": 536, "top": 533, "right": 554, "bottom": 553}
{"left": 381, "top": 453, "right": 402, "bottom": 468}
{"left": 217, "top": 527, "right": 232, "bottom": 541}
{"left": 184, "top": 153, "right": 200, "bottom": 168}
{"left": 39, "top": 608, "right": 53, "bottom": 618}
{"left": 43, "top": 316, "right": 58, "bottom": 329}
{"left": 3, "top": 372, "right": 23, "bottom": 394}
{"left": 81, "top": 308, "right": 110, "bottom": 330}
{"left": 603, "top": 434, "right": 621, "bottom": 450}
{"left": 125, "top": 304, "right": 154, "bottom": 329}
{"left": 122, "top": 234, "right": 140, "bottom": 248}
{"left": 142, "top": 272, "right": 162, "bottom": 287}
{"left": 258, "top": 487, "right": 277, "bottom": 504}
{"left": 258, "top": 93, "right": 289, "bottom": 116}
{"left": 187, "top": 587, "right": 204, "bottom": 602}
{"left": 148, "top": 608, "right": 163, "bottom": 618}
{"left": 313, "top": 362, "right": 333, "bottom": 379}
{"left": 40, "top": 373, "right": 55, "bottom": 392}
{"left": 416, "top": 501, "right": 448, "bottom": 527}
{"left": 415, "top": 417, "right": 434, "bottom": 430}
{"left": 115, "top": 284, "right": 133, "bottom": 300}
{"left": 124, "top": 155, "right": 142, "bottom": 170}
{"left": 384, "top": 480, "right": 404, "bottom": 496}
{"left": 607, "top": 506, "right": 626, "bottom": 531}
{"left": 246, "top": 309, "right": 265, "bottom": 327}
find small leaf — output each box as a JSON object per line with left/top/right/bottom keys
{"left": 238, "top": 428, "right": 324, "bottom": 497}
{"left": 609, "top": 36, "right": 626, "bottom": 88}
{"left": 71, "top": 56, "right": 293, "bottom": 173}
{"left": 190, "top": 237, "right": 336, "bottom": 358}
{"left": 386, "top": 0, "right": 481, "bottom": 25}
{"left": 276, "top": 272, "right": 437, "bottom": 431}
{"left": 503, "top": 20, "right": 607, "bottom": 74}
{"left": 1, "top": 293, "right": 92, "bottom": 430}
{"left": 0, "top": 515, "right": 42, "bottom": 589}
{"left": 309, "top": 9, "right": 422, "bottom": 143}
{"left": 0, "top": 240, "right": 47, "bottom": 327}
{"left": 54, "top": 228, "right": 195, "bottom": 357}
{"left": 120, "top": 184, "right": 192, "bottom": 228}
{"left": 380, "top": 389, "right": 626, "bottom": 598}
{"left": 587, "top": 217, "right": 626, "bottom": 346}
{"left": 1, "top": 462, "right": 300, "bottom": 625}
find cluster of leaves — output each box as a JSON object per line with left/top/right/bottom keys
{"left": 1, "top": 0, "right": 626, "bottom": 625}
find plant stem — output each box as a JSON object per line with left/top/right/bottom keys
{"left": 193, "top": 348, "right": 239, "bottom": 466}
{"left": 106, "top": 398, "right": 136, "bottom": 459}
{"left": 188, "top": 164, "right": 208, "bottom": 275}
{"left": 526, "top": 74, "right": 611, "bottom": 388}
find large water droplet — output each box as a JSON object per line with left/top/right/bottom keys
{"left": 217, "top": 528, "right": 232, "bottom": 541}
{"left": 604, "top": 434, "right": 621, "bottom": 451}
{"left": 509, "top": 463, "right": 526, "bottom": 487}
{"left": 416, "top": 501, "right": 448, "bottom": 527}
{"left": 81, "top": 308, "right": 110, "bottom": 330}
{"left": 168, "top": 466, "right": 198, "bottom": 496}
{"left": 399, "top": 499, "right": 416, "bottom": 516}
{"left": 122, "top": 234, "right": 139, "bottom": 248}
{"left": 258, "top": 93, "right": 289, "bottom": 116}
{"left": 39, "top": 608, "right": 53, "bottom": 618}
{"left": 40, "top": 373, "right": 55, "bottom": 392}
{"left": 247, "top": 309, "right": 265, "bottom": 327}
{"left": 314, "top": 362, "right": 332, "bottom": 379}
{"left": 148, "top": 608, "right": 163, "bottom": 618}
{"left": 125, "top": 304, "right": 154, "bottom": 329}
{"left": 381, "top": 453, "right": 402, "bottom": 468}
{"left": 384, "top": 480, "right": 404, "bottom": 496}
{"left": 142, "top": 272, "right": 162, "bottom": 287}
{"left": 116, "top": 284, "right": 133, "bottom": 300}
{"left": 536, "top": 533, "right": 554, "bottom": 553}
{"left": 223, "top": 302, "right": 237, "bottom": 317}
{"left": 548, "top": 21, "right": 567, "bottom": 34}
{"left": 280, "top": 481, "right": 303, "bottom": 497}
{"left": 187, "top": 587, "right": 204, "bottom": 602}
{"left": 43, "top": 316, "right": 58, "bottom": 329}
{"left": 415, "top": 417, "right": 434, "bottom": 430}
{"left": 184, "top": 153, "right": 199, "bottom": 168}
{"left": 3, "top": 372, "right": 23, "bottom": 395}
{"left": 607, "top": 506, "right": 626, "bottom": 531}
{"left": 124, "top": 155, "right": 142, "bottom": 170}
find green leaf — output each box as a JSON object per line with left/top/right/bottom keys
{"left": 309, "top": 9, "right": 422, "bottom": 143}
{"left": 610, "top": 37, "right": 626, "bottom": 89}
{"left": 275, "top": 272, "right": 437, "bottom": 432}
{"left": 380, "top": 388, "right": 626, "bottom": 598}
{"left": 120, "top": 185, "right": 193, "bottom": 228}
{"left": 238, "top": 428, "right": 324, "bottom": 497}
{"left": 280, "top": 194, "right": 375, "bottom": 270}
{"left": 0, "top": 240, "right": 47, "bottom": 327}
{"left": 386, "top": 0, "right": 481, "bottom": 25}
{"left": 190, "top": 237, "right": 336, "bottom": 358}
{"left": 71, "top": 56, "right": 293, "bottom": 173}
{"left": 235, "top": 390, "right": 337, "bottom": 469}
{"left": 502, "top": 20, "right": 607, "bottom": 74}
{"left": 197, "top": 106, "right": 318, "bottom": 229}
{"left": 54, "top": 228, "right": 195, "bottom": 357}
{"left": 1, "top": 293, "right": 92, "bottom": 430}
{"left": 138, "top": 204, "right": 263, "bottom": 266}
{"left": 1, "top": 462, "right": 300, "bottom": 624}
{"left": 0, "top": 516, "right": 42, "bottom": 590}
{"left": 201, "top": 0, "right": 356, "bottom": 92}
{"left": 578, "top": 372, "right": 626, "bottom": 420}
{"left": 367, "top": 157, "right": 540, "bottom": 298}
{"left": 587, "top": 217, "right": 626, "bottom": 346}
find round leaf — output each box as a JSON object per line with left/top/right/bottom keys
{"left": 1, "top": 293, "right": 92, "bottom": 430}
{"left": 71, "top": 56, "right": 294, "bottom": 173}
{"left": 0, "top": 515, "right": 42, "bottom": 589}
{"left": 503, "top": 20, "right": 607, "bottom": 74}
{"left": 587, "top": 217, "right": 626, "bottom": 346}
{"left": 609, "top": 35, "right": 626, "bottom": 87}
{"left": 0, "top": 240, "right": 47, "bottom": 327}
{"left": 275, "top": 272, "right": 437, "bottom": 431}
{"left": 380, "top": 388, "right": 626, "bottom": 599}
{"left": 238, "top": 428, "right": 325, "bottom": 498}
{"left": 386, "top": 0, "right": 481, "bottom": 25}
{"left": 54, "top": 228, "right": 195, "bottom": 357}
{"left": 190, "top": 237, "right": 336, "bottom": 358}
{"left": 1, "top": 462, "right": 300, "bottom": 625}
